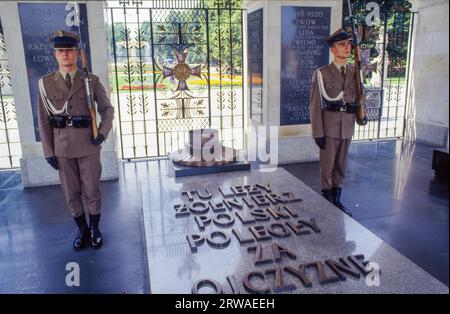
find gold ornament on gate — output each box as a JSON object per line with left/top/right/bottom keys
{"left": 173, "top": 63, "right": 191, "bottom": 81}
{"left": 161, "top": 48, "right": 202, "bottom": 91}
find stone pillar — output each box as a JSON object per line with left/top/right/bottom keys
{"left": 244, "top": 0, "right": 343, "bottom": 165}
{"left": 0, "top": 1, "right": 119, "bottom": 187}
{"left": 410, "top": 0, "right": 449, "bottom": 147}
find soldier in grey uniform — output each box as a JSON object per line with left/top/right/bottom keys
{"left": 37, "top": 30, "right": 114, "bottom": 250}
{"left": 309, "top": 28, "right": 367, "bottom": 217}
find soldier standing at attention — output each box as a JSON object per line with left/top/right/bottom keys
{"left": 37, "top": 30, "right": 114, "bottom": 250}
{"left": 309, "top": 28, "right": 367, "bottom": 217}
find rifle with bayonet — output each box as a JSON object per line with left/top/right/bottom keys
{"left": 80, "top": 49, "right": 99, "bottom": 139}
{"left": 73, "top": 1, "right": 99, "bottom": 140}
{"left": 346, "top": 0, "right": 367, "bottom": 126}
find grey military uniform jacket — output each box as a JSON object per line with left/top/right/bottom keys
{"left": 309, "top": 63, "right": 361, "bottom": 140}
{"left": 38, "top": 70, "right": 114, "bottom": 159}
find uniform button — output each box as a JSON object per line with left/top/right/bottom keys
{"left": 69, "top": 105, "right": 73, "bottom": 109}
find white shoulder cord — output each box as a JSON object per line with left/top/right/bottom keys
{"left": 316, "top": 69, "right": 344, "bottom": 102}
{"left": 38, "top": 78, "right": 69, "bottom": 116}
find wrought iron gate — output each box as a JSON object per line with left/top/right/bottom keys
{"left": 108, "top": 0, "right": 244, "bottom": 159}
{"left": 0, "top": 19, "right": 21, "bottom": 169}
{"left": 343, "top": 0, "right": 416, "bottom": 141}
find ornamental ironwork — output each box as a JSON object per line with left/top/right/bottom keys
{"left": 108, "top": 0, "right": 244, "bottom": 159}
{"left": 0, "top": 19, "right": 21, "bottom": 169}
{"left": 343, "top": 0, "right": 416, "bottom": 141}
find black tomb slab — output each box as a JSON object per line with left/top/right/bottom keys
{"left": 168, "top": 153, "right": 251, "bottom": 177}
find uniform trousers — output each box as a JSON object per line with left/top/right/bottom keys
{"left": 319, "top": 137, "right": 351, "bottom": 190}
{"left": 57, "top": 152, "right": 102, "bottom": 217}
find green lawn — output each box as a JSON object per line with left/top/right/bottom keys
{"left": 386, "top": 77, "right": 407, "bottom": 85}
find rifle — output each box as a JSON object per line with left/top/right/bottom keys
{"left": 80, "top": 49, "right": 99, "bottom": 139}
{"left": 346, "top": 0, "right": 367, "bottom": 125}
{"left": 74, "top": 1, "right": 99, "bottom": 139}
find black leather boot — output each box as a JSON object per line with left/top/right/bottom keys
{"left": 73, "top": 215, "right": 89, "bottom": 251}
{"left": 89, "top": 214, "right": 103, "bottom": 249}
{"left": 332, "top": 187, "right": 352, "bottom": 217}
{"left": 321, "top": 189, "right": 334, "bottom": 203}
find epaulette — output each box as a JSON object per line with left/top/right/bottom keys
{"left": 42, "top": 72, "right": 55, "bottom": 79}
{"left": 312, "top": 65, "right": 327, "bottom": 80}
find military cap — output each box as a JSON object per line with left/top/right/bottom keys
{"left": 326, "top": 28, "right": 352, "bottom": 46}
{"left": 49, "top": 30, "right": 80, "bottom": 48}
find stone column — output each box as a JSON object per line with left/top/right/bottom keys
{"left": 244, "top": 0, "right": 343, "bottom": 165}
{"left": 410, "top": 0, "right": 449, "bottom": 147}
{"left": 0, "top": 1, "right": 119, "bottom": 187}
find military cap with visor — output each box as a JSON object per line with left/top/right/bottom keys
{"left": 326, "top": 28, "right": 352, "bottom": 46}
{"left": 49, "top": 30, "right": 80, "bottom": 49}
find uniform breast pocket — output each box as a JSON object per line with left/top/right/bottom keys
{"left": 327, "top": 83, "right": 340, "bottom": 89}
{"left": 343, "top": 89, "right": 356, "bottom": 103}
{"left": 77, "top": 94, "right": 90, "bottom": 115}
{"left": 325, "top": 84, "right": 343, "bottom": 97}
{"left": 48, "top": 92, "right": 65, "bottom": 108}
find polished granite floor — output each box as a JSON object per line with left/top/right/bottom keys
{"left": 0, "top": 139, "right": 448, "bottom": 292}
{"left": 0, "top": 168, "right": 149, "bottom": 293}
{"left": 282, "top": 140, "right": 449, "bottom": 287}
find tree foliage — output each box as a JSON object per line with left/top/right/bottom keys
{"left": 343, "top": 0, "right": 413, "bottom": 77}
{"left": 108, "top": 0, "right": 243, "bottom": 74}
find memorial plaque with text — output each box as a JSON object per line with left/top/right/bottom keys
{"left": 248, "top": 9, "right": 263, "bottom": 124}
{"left": 140, "top": 165, "right": 449, "bottom": 294}
{"left": 280, "top": 6, "right": 330, "bottom": 125}
{"left": 18, "top": 3, "right": 91, "bottom": 141}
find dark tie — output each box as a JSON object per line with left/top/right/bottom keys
{"left": 340, "top": 65, "right": 346, "bottom": 80}
{"left": 65, "top": 73, "right": 72, "bottom": 90}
